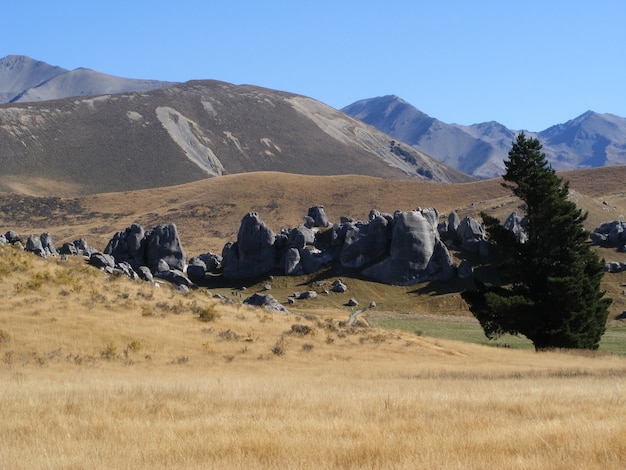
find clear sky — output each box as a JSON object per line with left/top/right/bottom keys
{"left": 2, "top": 0, "right": 624, "bottom": 131}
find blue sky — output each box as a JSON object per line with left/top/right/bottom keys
{"left": 2, "top": 0, "right": 624, "bottom": 130}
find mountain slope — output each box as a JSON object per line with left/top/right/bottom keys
{"left": 0, "top": 55, "right": 67, "bottom": 103}
{"left": 0, "top": 55, "right": 174, "bottom": 104}
{"left": 343, "top": 96, "right": 626, "bottom": 178}
{"left": 0, "top": 81, "right": 472, "bottom": 196}
{"left": 539, "top": 111, "right": 626, "bottom": 169}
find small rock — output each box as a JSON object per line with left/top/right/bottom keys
{"left": 332, "top": 279, "right": 347, "bottom": 293}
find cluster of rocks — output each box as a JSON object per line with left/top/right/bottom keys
{"left": 199, "top": 205, "right": 490, "bottom": 286}
{"left": 1, "top": 224, "right": 190, "bottom": 288}
{"left": 5, "top": 204, "right": 537, "bottom": 294}
{"left": 1, "top": 230, "right": 98, "bottom": 259}
{"left": 591, "top": 220, "right": 626, "bottom": 250}
{"left": 101, "top": 223, "right": 190, "bottom": 287}
{"left": 589, "top": 220, "right": 626, "bottom": 273}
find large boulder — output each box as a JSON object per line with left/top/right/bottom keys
{"left": 104, "top": 223, "right": 185, "bottom": 273}
{"left": 186, "top": 252, "right": 222, "bottom": 283}
{"left": 143, "top": 224, "right": 186, "bottom": 272}
{"left": 4, "top": 230, "right": 20, "bottom": 244}
{"left": 25, "top": 234, "right": 45, "bottom": 257}
{"left": 286, "top": 225, "right": 315, "bottom": 249}
{"left": 222, "top": 212, "right": 276, "bottom": 279}
{"left": 105, "top": 223, "right": 148, "bottom": 266}
{"left": 24, "top": 232, "right": 57, "bottom": 257}
{"left": 284, "top": 247, "right": 302, "bottom": 275}
{"left": 59, "top": 238, "right": 98, "bottom": 257}
{"left": 456, "top": 217, "right": 485, "bottom": 251}
{"left": 40, "top": 232, "right": 58, "bottom": 257}
{"left": 591, "top": 221, "right": 626, "bottom": 247}
{"left": 361, "top": 210, "right": 455, "bottom": 285}
{"left": 305, "top": 205, "right": 330, "bottom": 228}
{"left": 89, "top": 252, "right": 116, "bottom": 270}
{"left": 186, "top": 259, "right": 207, "bottom": 283}
{"left": 447, "top": 211, "right": 461, "bottom": 242}
{"left": 339, "top": 214, "right": 390, "bottom": 269}
{"left": 243, "top": 293, "right": 290, "bottom": 314}
{"left": 503, "top": 212, "right": 528, "bottom": 244}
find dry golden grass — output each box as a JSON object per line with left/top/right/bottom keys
{"left": 1, "top": 246, "right": 626, "bottom": 469}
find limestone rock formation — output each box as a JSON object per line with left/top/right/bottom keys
{"left": 503, "top": 212, "right": 528, "bottom": 244}
{"left": 305, "top": 205, "right": 330, "bottom": 228}
{"left": 144, "top": 224, "right": 186, "bottom": 272}
{"left": 361, "top": 210, "right": 455, "bottom": 285}
{"left": 222, "top": 212, "right": 277, "bottom": 279}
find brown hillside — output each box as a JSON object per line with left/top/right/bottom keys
{"left": 2, "top": 167, "right": 624, "bottom": 254}
{"left": 0, "top": 81, "right": 471, "bottom": 197}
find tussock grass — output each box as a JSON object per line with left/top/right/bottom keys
{"left": 1, "top": 244, "right": 626, "bottom": 468}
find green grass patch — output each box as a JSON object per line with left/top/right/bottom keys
{"left": 597, "top": 325, "right": 626, "bottom": 355}
{"left": 370, "top": 316, "right": 626, "bottom": 354}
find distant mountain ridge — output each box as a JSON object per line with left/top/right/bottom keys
{"left": 342, "top": 95, "right": 626, "bottom": 178}
{"left": 0, "top": 55, "right": 175, "bottom": 103}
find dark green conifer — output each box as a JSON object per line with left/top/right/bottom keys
{"left": 463, "top": 133, "right": 611, "bottom": 350}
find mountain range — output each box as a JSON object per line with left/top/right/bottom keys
{"left": 1, "top": 55, "right": 624, "bottom": 191}
{"left": 342, "top": 95, "right": 626, "bottom": 178}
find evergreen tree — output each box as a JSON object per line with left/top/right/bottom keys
{"left": 462, "top": 133, "right": 611, "bottom": 350}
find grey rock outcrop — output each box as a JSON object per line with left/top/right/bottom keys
{"left": 4, "top": 230, "right": 20, "bottom": 244}
{"left": 59, "top": 238, "right": 98, "bottom": 257}
{"left": 89, "top": 252, "right": 116, "bottom": 270}
{"left": 305, "top": 205, "right": 330, "bottom": 228}
{"left": 284, "top": 247, "right": 302, "bottom": 275}
{"left": 332, "top": 279, "right": 347, "bottom": 293}
{"left": 25, "top": 234, "right": 45, "bottom": 257}
{"left": 457, "top": 259, "right": 474, "bottom": 279}
{"left": 104, "top": 223, "right": 145, "bottom": 266}
{"left": 137, "top": 266, "right": 154, "bottom": 283}
{"left": 25, "top": 232, "right": 57, "bottom": 257}
{"left": 155, "top": 269, "right": 193, "bottom": 287}
{"left": 222, "top": 212, "right": 277, "bottom": 279}
{"left": 591, "top": 221, "right": 626, "bottom": 248}
{"left": 446, "top": 211, "right": 461, "bottom": 242}
{"left": 104, "top": 222, "right": 185, "bottom": 273}
{"left": 361, "top": 209, "right": 455, "bottom": 285}
{"left": 339, "top": 215, "right": 390, "bottom": 269}
{"left": 144, "top": 224, "right": 186, "bottom": 272}
{"left": 243, "top": 293, "right": 290, "bottom": 314}
{"left": 503, "top": 212, "right": 528, "bottom": 244}
{"left": 185, "top": 252, "right": 222, "bottom": 282}
{"left": 456, "top": 217, "right": 486, "bottom": 253}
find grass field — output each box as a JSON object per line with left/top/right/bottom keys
{"left": 1, "top": 246, "right": 626, "bottom": 469}
{"left": 3, "top": 169, "right": 626, "bottom": 468}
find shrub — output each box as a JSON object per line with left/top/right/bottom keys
{"left": 218, "top": 329, "right": 241, "bottom": 341}
{"left": 100, "top": 342, "right": 117, "bottom": 360}
{"left": 126, "top": 340, "right": 141, "bottom": 352}
{"left": 289, "top": 324, "right": 314, "bottom": 336}
{"left": 271, "top": 337, "right": 286, "bottom": 356}
{"left": 197, "top": 304, "right": 221, "bottom": 322}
